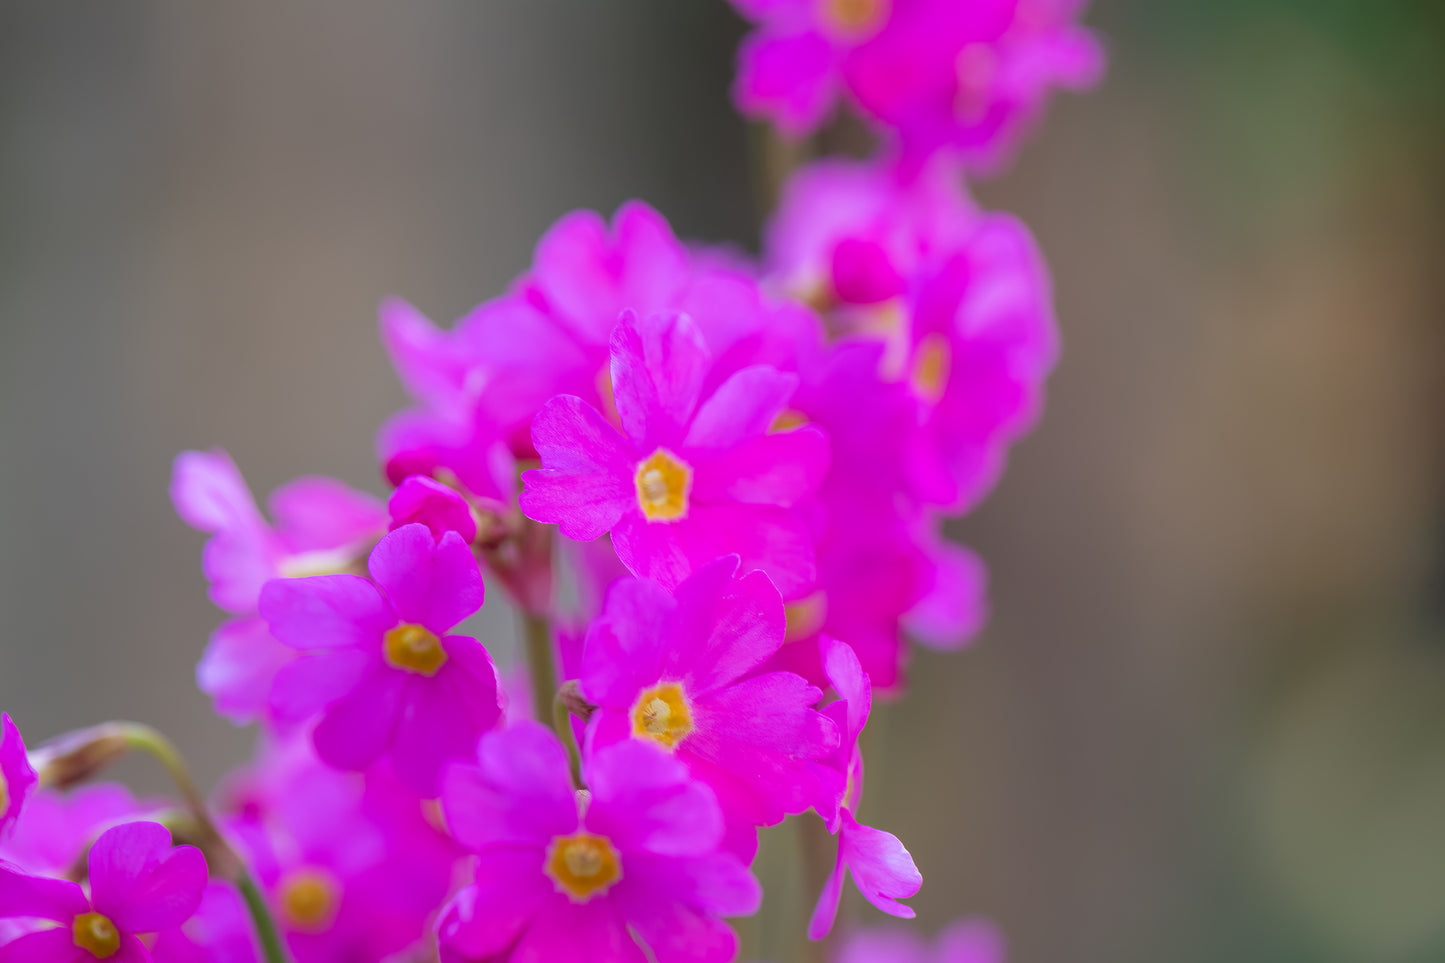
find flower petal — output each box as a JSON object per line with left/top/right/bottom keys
{"left": 89, "top": 822, "right": 207, "bottom": 934}
{"left": 521, "top": 395, "right": 635, "bottom": 541}
{"left": 311, "top": 667, "right": 406, "bottom": 772}
{"left": 580, "top": 577, "right": 676, "bottom": 708}
{"left": 435, "top": 851, "right": 552, "bottom": 959}
{"left": 0, "top": 862, "right": 87, "bottom": 921}
{"left": 368, "top": 525, "right": 484, "bottom": 633}
{"left": 682, "top": 365, "right": 797, "bottom": 451}
{"left": 441, "top": 722, "right": 577, "bottom": 850}
{"left": 0, "top": 929, "right": 88, "bottom": 963}
{"left": 197, "top": 617, "right": 295, "bottom": 725}
{"left": 585, "top": 740, "right": 721, "bottom": 857}
{"left": 266, "top": 648, "right": 375, "bottom": 722}
{"left": 665, "top": 563, "right": 783, "bottom": 697}
{"left": 609, "top": 312, "right": 711, "bottom": 450}
{"left": 258, "top": 574, "right": 393, "bottom": 651}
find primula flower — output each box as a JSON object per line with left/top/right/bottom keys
{"left": 0, "top": 821, "right": 207, "bottom": 962}
{"left": 171, "top": 450, "right": 388, "bottom": 723}
{"left": 578, "top": 557, "right": 839, "bottom": 857}
{"left": 520, "top": 311, "right": 829, "bottom": 597}
{"left": 438, "top": 722, "right": 761, "bottom": 962}
{"left": 807, "top": 638, "right": 921, "bottom": 939}
{"left": 731, "top": 0, "right": 1102, "bottom": 172}
{"left": 258, "top": 523, "right": 505, "bottom": 795}
{"left": 218, "top": 735, "right": 462, "bottom": 963}
{"left": 836, "top": 918, "right": 1006, "bottom": 963}
{"left": 0, "top": 715, "right": 37, "bottom": 837}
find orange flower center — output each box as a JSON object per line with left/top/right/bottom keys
{"left": 630, "top": 682, "right": 694, "bottom": 749}
{"left": 0, "top": 771, "right": 9, "bottom": 815}
{"left": 546, "top": 833, "right": 622, "bottom": 902}
{"left": 73, "top": 913, "right": 120, "bottom": 959}
{"left": 278, "top": 868, "right": 341, "bottom": 932}
{"left": 823, "top": 0, "right": 889, "bottom": 35}
{"left": 384, "top": 623, "right": 448, "bottom": 676}
{"left": 784, "top": 591, "right": 830, "bottom": 642}
{"left": 911, "top": 333, "right": 952, "bottom": 402}
{"left": 635, "top": 449, "right": 692, "bottom": 522}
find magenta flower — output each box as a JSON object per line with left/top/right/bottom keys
{"left": 0, "top": 715, "right": 36, "bottom": 838}
{"left": 258, "top": 523, "right": 505, "bottom": 795}
{"left": 807, "top": 638, "right": 922, "bottom": 939}
{"left": 171, "top": 450, "right": 387, "bottom": 723}
{"left": 0, "top": 821, "right": 207, "bottom": 962}
{"left": 578, "top": 557, "right": 838, "bottom": 855}
{"left": 836, "top": 918, "right": 1006, "bottom": 963}
{"left": 218, "top": 735, "right": 462, "bottom": 963}
{"left": 520, "top": 311, "right": 829, "bottom": 597}
{"left": 438, "top": 722, "right": 761, "bottom": 962}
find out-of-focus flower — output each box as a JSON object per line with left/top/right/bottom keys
{"left": 730, "top": 0, "right": 1102, "bottom": 173}
{"left": 835, "top": 918, "right": 1006, "bottom": 963}
{"left": 808, "top": 638, "right": 921, "bottom": 939}
{"left": 258, "top": 523, "right": 504, "bottom": 795}
{"left": 171, "top": 450, "right": 387, "bottom": 723}
{"left": 0, "top": 821, "right": 207, "bottom": 962}
{"left": 578, "top": 557, "right": 838, "bottom": 858}
{"left": 218, "top": 734, "right": 463, "bottom": 963}
{"left": 0, "top": 784, "right": 151, "bottom": 876}
{"left": 521, "top": 311, "right": 829, "bottom": 598}
{"left": 150, "top": 881, "right": 261, "bottom": 963}
{"left": 0, "top": 715, "right": 37, "bottom": 837}
{"left": 439, "top": 722, "right": 761, "bottom": 962}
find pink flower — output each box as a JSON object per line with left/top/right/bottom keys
{"left": 836, "top": 918, "right": 1006, "bottom": 963}
{"left": 730, "top": 0, "right": 1103, "bottom": 172}
{"left": 0, "top": 784, "right": 150, "bottom": 877}
{"left": 0, "top": 821, "right": 207, "bottom": 962}
{"left": 578, "top": 557, "right": 839, "bottom": 857}
{"left": 388, "top": 475, "right": 478, "bottom": 543}
{"left": 150, "top": 882, "right": 260, "bottom": 963}
{"left": 766, "top": 157, "right": 1057, "bottom": 512}
{"left": 807, "top": 639, "right": 922, "bottom": 940}
{"left": 217, "top": 735, "right": 462, "bottom": 963}
{"left": 171, "top": 450, "right": 387, "bottom": 723}
{"left": 438, "top": 722, "right": 761, "bottom": 962}
{"left": 520, "top": 311, "right": 830, "bottom": 597}
{"left": 0, "top": 715, "right": 36, "bottom": 838}
{"left": 258, "top": 523, "right": 505, "bottom": 795}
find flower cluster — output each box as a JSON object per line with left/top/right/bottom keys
{"left": 0, "top": 3, "right": 1098, "bottom": 960}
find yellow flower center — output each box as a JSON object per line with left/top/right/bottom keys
{"left": 634, "top": 449, "right": 692, "bottom": 522}
{"left": 546, "top": 832, "right": 622, "bottom": 902}
{"left": 770, "top": 410, "right": 808, "bottom": 433}
{"left": 823, "top": 0, "right": 889, "bottom": 35}
{"left": 384, "top": 623, "right": 448, "bottom": 676}
{"left": 73, "top": 913, "right": 120, "bottom": 959}
{"left": 0, "top": 771, "right": 9, "bottom": 815}
{"left": 278, "top": 868, "right": 341, "bottom": 932}
{"left": 784, "top": 591, "right": 830, "bottom": 642}
{"left": 911, "top": 333, "right": 952, "bottom": 402}
{"left": 630, "top": 683, "right": 694, "bottom": 749}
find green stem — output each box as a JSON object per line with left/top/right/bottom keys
{"left": 552, "top": 695, "right": 585, "bottom": 789}
{"left": 523, "top": 611, "right": 558, "bottom": 733}
{"left": 236, "top": 868, "right": 291, "bottom": 963}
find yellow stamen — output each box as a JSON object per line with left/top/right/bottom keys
{"left": 384, "top": 623, "right": 448, "bottom": 676}
{"left": 278, "top": 868, "right": 341, "bottom": 932}
{"left": 545, "top": 832, "right": 622, "bottom": 902}
{"left": 823, "top": 0, "right": 889, "bottom": 35}
{"left": 0, "top": 771, "right": 9, "bottom": 815}
{"left": 73, "top": 912, "right": 120, "bottom": 959}
{"left": 911, "top": 333, "right": 952, "bottom": 402}
{"left": 634, "top": 450, "right": 692, "bottom": 522}
{"left": 770, "top": 410, "right": 808, "bottom": 433}
{"left": 784, "top": 591, "right": 830, "bottom": 642}
{"left": 630, "top": 683, "right": 694, "bottom": 749}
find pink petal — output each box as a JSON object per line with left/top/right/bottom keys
{"left": 388, "top": 475, "right": 478, "bottom": 543}
{"left": 938, "top": 918, "right": 1007, "bottom": 963}
{"left": 904, "top": 537, "right": 987, "bottom": 649}
{"left": 531, "top": 211, "right": 617, "bottom": 343}
{"left": 169, "top": 450, "right": 263, "bottom": 535}
{"left": 683, "top": 366, "right": 798, "bottom": 451}
{"left": 521, "top": 395, "right": 636, "bottom": 541}
{"left": 368, "top": 525, "right": 484, "bottom": 633}
{"left": 609, "top": 511, "right": 695, "bottom": 589}
{"left": 202, "top": 527, "right": 283, "bottom": 615}
{"left": 584, "top": 741, "right": 721, "bottom": 857}
{"left": 0, "top": 863, "right": 87, "bottom": 921}
{"left": 258, "top": 574, "right": 393, "bottom": 651}
{"left": 267, "top": 476, "right": 385, "bottom": 554}
{"left": 806, "top": 833, "right": 847, "bottom": 941}
{"left": 734, "top": 29, "right": 837, "bottom": 136}
{"left": 665, "top": 564, "right": 783, "bottom": 697}
{"left": 197, "top": 618, "right": 295, "bottom": 725}
{"left": 0, "top": 715, "right": 37, "bottom": 835}
{"left": 441, "top": 722, "right": 577, "bottom": 851}
{"left": 836, "top": 928, "right": 930, "bottom": 963}
{"left": 611, "top": 883, "right": 742, "bottom": 963}
{"left": 378, "top": 296, "right": 474, "bottom": 412}
{"left": 616, "top": 852, "right": 761, "bottom": 921}
{"left": 388, "top": 656, "right": 502, "bottom": 798}
{"left": 511, "top": 893, "right": 644, "bottom": 963}
{"left": 435, "top": 853, "right": 552, "bottom": 959}
{"left": 839, "top": 810, "right": 921, "bottom": 919}
{"left": 609, "top": 311, "right": 711, "bottom": 450}
{"left": 691, "top": 423, "right": 829, "bottom": 508}
{"left": 821, "top": 636, "right": 871, "bottom": 749}
{"left": 579, "top": 578, "right": 676, "bottom": 708}
{"left": 266, "top": 648, "right": 375, "bottom": 721}
{"left": 89, "top": 822, "right": 207, "bottom": 933}
{"left": 0, "top": 929, "right": 89, "bottom": 963}
{"left": 311, "top": 667, "right": 406, "bottom": 772}
{"left": 675, "top": 504, "right": 817, "bottom": 599}
{"left": 831, "top": 237, "right": 906, "bottom": 304}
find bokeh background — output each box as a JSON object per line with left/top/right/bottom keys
{"left": 2, "top": 2, "right": 1444, "bottom": 961}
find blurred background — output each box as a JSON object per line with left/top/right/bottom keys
{"left": 2, "top": 1, "right": 1443, "bottom": 961}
